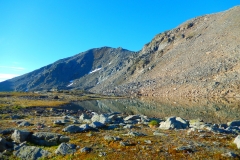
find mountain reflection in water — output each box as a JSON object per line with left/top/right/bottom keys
{"left": 62, "top": 97, "right": 240, "bottom": 124}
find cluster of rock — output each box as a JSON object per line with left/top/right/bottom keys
{"left": 0, "top": 130, "right": 75, "bottom": 159}
{"left": 1, "top": 112, "right": 240, "bottom": 159}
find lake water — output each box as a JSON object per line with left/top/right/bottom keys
{"left": 62, "top": 97, "right": 240, "bottom": 124}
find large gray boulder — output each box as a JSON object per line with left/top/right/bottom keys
{"left": 63, "top": 124, "right": 92, "bottom": 133}
{"left": 159, "top": 117, "right": 189, "bottom": 130}
{"left": 13, "top": 146, "right": 50, "bottom": 160}
{"left": 11, "top": 130, "right": 31, "bottom": 143}
{"left": 0, "top": 137, "right": 7, "bottom": 152}
{"left": 55, "top": 143, "right": 76, "bottom": 155}
{"left": 234, "top": 135, "right": 240, "bottom": 149}
{"left": 30, "top": 132, "right": 69, "bottom": 146}
{"left": 227, "top": 120, "right": 240, "bottom": 127}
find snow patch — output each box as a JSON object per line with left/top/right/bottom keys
{"left": 67, "top": 83, "right": 73, "bottom": 87}
{"left": 89, "top": 68, "right": 101, "bottom": 74}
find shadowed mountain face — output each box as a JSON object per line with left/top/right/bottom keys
{"left": 0, "top": 47, "right": 136, "bottom": 91}
{"left": 1, "top": 6, "right": 240, "bottom": 97}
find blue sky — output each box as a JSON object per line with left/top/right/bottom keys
{"left": 0, "top": 1, "right": 239, "bottom": 82}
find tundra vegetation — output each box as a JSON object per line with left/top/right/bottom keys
{"left": 0, "top": 91, "right": 240, "bottom": 159}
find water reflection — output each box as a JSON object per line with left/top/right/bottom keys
{"left": 65, "top": 97, "right": 240, "bottom": 124}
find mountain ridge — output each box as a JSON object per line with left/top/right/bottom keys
{"left": 1, "top": 6, "right": 240, "bottom": 98}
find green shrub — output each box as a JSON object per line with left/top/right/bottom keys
{"left": 148, "top": 120, "right": 159, "bottom": 126}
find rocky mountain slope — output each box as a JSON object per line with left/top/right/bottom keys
{"left": 1, "top": 6, "right": 240, "bottom": 98}
{"left": 0, "top": 47, "right": 136, "bottom": 91}
{"left": 93, "top": 6, "right": 240, "bottom": 98}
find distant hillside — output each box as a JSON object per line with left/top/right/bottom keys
{"left": 0, "top": 47, "right": 136, "bottom": 91}
{"left": 1, "top": 6, "right": 240, "bottom": 98}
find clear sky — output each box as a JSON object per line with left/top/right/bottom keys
{"left": 0, "top": 0, "right": 239, "bottom": 82}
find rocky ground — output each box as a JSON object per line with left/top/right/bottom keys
{"left": 1, "top": 107, "right": 240, "bottom": 159}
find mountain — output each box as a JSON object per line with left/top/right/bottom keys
{"left": 1, "top": 6, "right": 240, "bottom": 98}
{"left": 0, "top": 47, "right": 136, "bottom": 91}
{"left": 94, "top": 6, "right": 240, "bottom": 98}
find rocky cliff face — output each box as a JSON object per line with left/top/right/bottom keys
{"left": 1, "top": 6, "right": 240, "bottom": 98}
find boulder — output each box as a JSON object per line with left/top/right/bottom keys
{"left": 11, "top": 115, "right": 21, "bottom": 120}
{"left": 91, "top": 113, "right": 100, "bottom": 122}
{"left": 79, "top": 113, "right": 91, "bottom": 121}
{"left": 234, "top": 135, "right": 240, "bottom": 149}
{"left": 13, "top": 145, "right": 50, "bottom": 160}
{"left": 13, "top": 141, "right": 27, "bottom": 151}
{"left": 53, "top": 120, "right": 66, "bottom": 125}
{"left": 18, "top": 121, "right": 31, "bottom": 127}
{"left": 89, "top": 121, "right": 105, "bottom": 129}
{"left": 227, "top": 120, "right": 240, "bottom": 127}
{"left": 124, "top": 115, "right": 141, "bottom": 121}
{"left": 30, "top": 132, "right": 69, "bottom": 146}
{"left": 59, "top": 136, "right": 70, "bottom": 143}
{"left": 123, "top": 124, "right": 134, "bottom": 129}
{"left": 72, "top": 120, "right": 80, "bottom": 124}
{"left": 80, "top": 147, "right": 92, "bottom": 153}
{"left": 11, "top": 130, "right": 31, "bottom": 143}
{"left": 222, "top": 152, "right": 238, "bottom": 158}
{"left": 104, "top": 135, "right": 122, "bottom": 142}
{"left": 55, "top": 143, "right": 76, "bottom": 155}
{"left": 0, "top": 137, "right": 7, "bottom": 152}
{"left": 63, "top": 125, "right": 82, "bottom": 133}
{"left": 0, "top": 128, "right": 15, "bottom": 135}
{"left": 99, "top": 114, "right": 111, "bottom": 124}
{"left": 79, "top": 124, "right": 92, "bottom": 131}
{"left": 123, "top": 131, "right": 146, "bottom": 137}
{"left": 159, "top": 117, "right": 189, "bottom": 130}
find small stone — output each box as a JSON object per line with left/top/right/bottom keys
{"left": 123, "top": 124, "right": 134, "bottom": 129}
{"left": 54, "top": 120, "right": 66, "bottom": 125}
{"left": 18, "top": 121, "right": 31, "bottom": 127}
{"left": 120, "top": 141, "right": 131, "bottom": 147}
{"left": 144, "top": 140, "right": 151, "bottom": 144}
{"left": 80, "top": 147, "right": 92, "bottom": 153}
{"left": 99, "top": 152, "right": 107, "bottom": 157}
